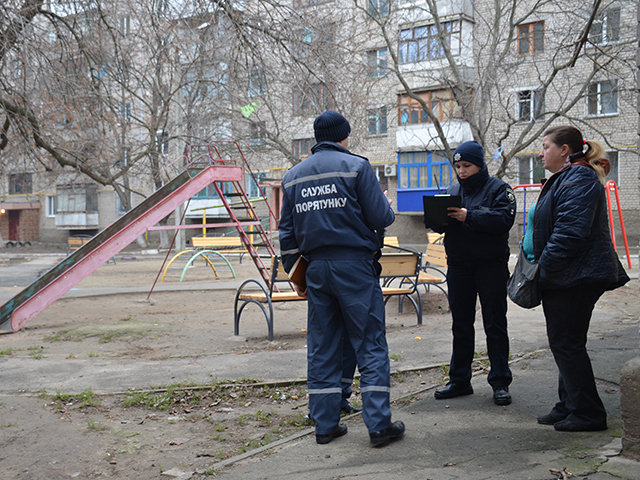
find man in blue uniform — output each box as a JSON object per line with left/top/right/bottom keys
{"left": 279, "top": 111, "right": 404, "bottom": 446}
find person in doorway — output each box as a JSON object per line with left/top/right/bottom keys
{"left": 428, "top": 140, "right": 516, "bottom": 405}
{"left": 279, "top": 110, "right": 404, "bottom": 446}
{"left": 532, "top": 125, "right": 628, "bottom": 431}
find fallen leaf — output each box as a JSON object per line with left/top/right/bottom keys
{"left": 414, "top": 336, "right": 423, "bottom": 340}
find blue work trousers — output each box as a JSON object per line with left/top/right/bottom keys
{"left": 446, "top": 262, "right": 512, "bottom": 388}
{"left": 306, "top": 258, "right": 391, "bottom": 435}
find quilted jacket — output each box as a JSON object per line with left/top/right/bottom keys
{"left": 532, "top": 163, "right": 629, "bottom": 290}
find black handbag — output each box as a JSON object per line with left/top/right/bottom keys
{"left": 507, "top": 248, "right": 541, "bottom": 308}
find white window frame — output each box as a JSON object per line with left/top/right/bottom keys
{"left": 366, "top": 48, "right": 388, "bottom": 78}
{"left": 516, "top": 155, "right": 545, "bottom": 186}
{"left": 516, "top": 89, "right": 544, "bottom": 122}
{"left": 115, "top": 191, "right": 132, "bottom": 215}
{"left": 589, "top": 8, "right": 620, "bottom": 45}
{"left": 46, "top": 195, "right": 56, "bottom": 217}
{"left": 367, "top": 106, "right": 388, "bottom": 136}
{"left": 586, "top": 80, "right": 618, "bottom": 116}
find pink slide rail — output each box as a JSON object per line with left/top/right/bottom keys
{"left": 0, "top": 165, "right": 242, "bottom": 333}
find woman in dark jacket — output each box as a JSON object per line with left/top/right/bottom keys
{"left": 533, "top": 125, "right": 629, "bottom": 432}
{"left": 429, "top": 141, "right": 517, "bottom": 406}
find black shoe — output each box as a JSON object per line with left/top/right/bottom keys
{"left": 434, "top": 383, "right": 473, "bottom": 400}
{"left": 316, "top": 424, "right": 348, "bottom": 444}
{"left": 493, "top": 387, "right": 512, "bottom": 406}
{"left": 369, "top": 420, "right": 405, "bottom": 447}
{"left": 537, "top": 413, "right": 567, "bottom": 425}
{"left": 341, "top": 402, "right": 362, "bottom": 415}
{"left": 553, "top": 418, "right": 607, "bottom": 432}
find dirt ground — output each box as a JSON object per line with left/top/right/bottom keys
{"left": 0, "top": 253, "right": 461, "bottom": 479}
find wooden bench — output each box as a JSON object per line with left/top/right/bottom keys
{"left": 379, "top": 250, "right": 423, "bottom": 324}
{"left": 234, "top": 255, "right": 305, "bottom": 341}
{"left": 427, "top": 232, "right": 444, "bottom": 245}
{"left": 382, "top": 235, "right": 400, "bottom": 251}
{"left": 414, "top": 243, "right": 449, "bottom": 307}
{"left": 191, "top": 236, "right": 248, "bottom": 263}
{"left": 67, "top": 235, "right": 116, "bottom": 264}
{"left": 234, "top": 251, "right": 423, "bottom": 340}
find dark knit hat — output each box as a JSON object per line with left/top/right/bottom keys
{"left": 453, "top": 141, "right": 485, "bottom": 167}
{"left": 314, "top": 110, "right": 351, "bottom": 143}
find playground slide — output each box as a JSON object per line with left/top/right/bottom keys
{"left": 0, "top": 165, "right": 243, "bottom": 333}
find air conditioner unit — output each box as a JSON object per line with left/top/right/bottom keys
{"left": 384, "top": 164, "right": 397, "bottom": 177}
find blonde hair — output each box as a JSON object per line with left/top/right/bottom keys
{"left": 584, "top": 139, "right": 607, "bottom": 183}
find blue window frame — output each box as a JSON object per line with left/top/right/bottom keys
{"left": 398, "top": 151, "right": 452, "bottom": 190}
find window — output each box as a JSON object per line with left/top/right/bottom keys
{"left": 293, "top": 83, "right": 334, "bottom": 116}
{"left": 9, "top": 173, "right": 32, "bottom": 194}
{"left": 368, "top": 0, "right": 389, "bottom": 18}
{"left": 195, "top": 182, "right": 233, "bottom": 199}
{"left": 249, "top": 122, "right": 265, "bottom": 148}
{"left": 118, "top": 100, "right": 131, "bottom": 123}
{"left": 517, "top": 155, "right": 545, "bottom": 185}
{"left": 399, "top": 20, "right": 460, "bottom": 63}
{"left": 517, "top": 90, "right": 544, "bottom": 122}
{"left": 366, "top": 48, "right": 388, "bottom": 78}
{"left": 156, "top": 130, "right": 169, "bottom": 154}
{"left": 248, "top": 68, "right": 266, "bottom": 97}
{"left": 115, "top": 191, "right": 131, "bottom": 214}
{"left": 367, "top": 107, "right": 388, "bottom": 136}
{"left": 398, "top": 151, "right": 452, "bottom": 189}
{"left": 589, "top": 8, "right": 620, "bottom": 45}
{"left": 605, "top": 151, "right": 619, "bottom": 184}
{"left": 292, "top": 138, "right": 315, "bottom": 159}
{"left": 295, "top": 26, "right": 334, "bottom": 58}
{"left": 517, "top": 22, "right": 544, "bottom": 55}
{"left": 587, "top": 80, "right": 618, "bottom": 116}
{"left": 46, "top": 195, "right": 56, "bottom": 217}
{"left": 56, "top": 185, "right": 98, "bottom": 213}
{"left": 120, "top": 15, "right": 130, "bottom": 36}
{"left": 398, "top": 89, "right": 458, "bottom": 125}
{"left": 247, "top": 175, "right": 265, "bottom": 199}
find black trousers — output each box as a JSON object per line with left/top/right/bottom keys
{"left": 542, "top": 282, "right": 608, "bottom": 428}
{"left": 446, "top": 262, "right": 512, "bottom": 388}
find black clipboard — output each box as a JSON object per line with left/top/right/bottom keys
{"left": 423, "top": 195, "right": 462, "bottom": 229}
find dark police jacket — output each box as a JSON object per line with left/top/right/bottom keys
{"left": 435, "top": 165, "right": 516, "bottom": 267}
{"left": 532, "top": 162, "right": 629, "bottom": 290}
{"left": 279, "top": 141, "right": 395, "bottom": 272}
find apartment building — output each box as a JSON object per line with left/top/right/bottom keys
{"left": 0, "top": 0, "right": 637, "bottom": 247}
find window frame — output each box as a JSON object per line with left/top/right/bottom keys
{"left": 9, "top": 173, "right": 33, "bottom": 194}
{"left": 248, "top": 68, "right": 267, "bottom": 97}
{"left": 605, "top": 150, "right": 619, "bottom": 184}
{"left": 589, "top": 7, "right": 620, "bottom": 45}
{"left": 516, "top": 89, "right": 544, "bottom": 122}
{"left": 399, "top": 20, "right": 460, "bottom": 64}
{"left": 249, "top": 121, "right": 266, "bottom": 148}
{"left": 367, "top": 106, "right": 388, "bottom": 137}
{"left": 398, "top": 89, "right": 457, "bottom": 126}
{"left": 156, "top": 130, "right": 170, "bottom": 155}
{"left": 46, "top": 195, "right": 56, "bottom": 217}
{"left": 368, "top": 0, "right": 389, "bottom": 18}
{"left": 516, "top": 155, "right": 545, "bottom": 185}
{"left": 366, "top": 48, "right": 388, "bottom": 78}
{"left": 292, "top": 138, "right": 315, "bottom": 159}
{"left": 586, "top": 80, "right": 618, "bottom": 117}
{"left": 517, "top": 21, "right": 544, "bottom": 56}
{"left": 397, "top": 151, "right": 452, "bottom": 190}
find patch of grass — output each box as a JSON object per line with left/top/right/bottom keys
{"left": 27, "top": 345, "right": 44, "bottom": 359}
{"left": 439, "top": 364, "right": 450, "bottom": 383}
{"left": 87, "top": 351, "right": 99, "bottom": 357}
{"left": 87, "top": 417, "right": 108, "bottom": 431}
{"left": 203, "top": 465, "right": 216, "bottom": 475}
{"left": 111, "top": 427, "right": 140, "bottom": 438}
{"left": 1, "top": 421, "right": 17, "bottom": 428}
{"left": 394, "top": 393, "right": 418, "bottom": 405}
{"left": 254, "top": 410, "right": 274, "bottom": 426}
{"left": 52, "top": 321, "right": 169, "bottom": 345}
{"left": 389, "top": 353, "right": 402, "bottom": 361}
{"left": 66, "top": 353, "right": 77, "bottom": 359}
{"left": 213, "top": 422, "right": 226, "bottom": 432}
{"left": 0, "top": 347, "right": 16, "bottom": 356}
{"left": 236, "top": 414, "right": 249, "bottom": 426}
{"left": 122, "top": 383, "right": 202, "bottom": 411}
{"left": 213, "top": 433, "right": 226, "bottom": 442}
{"left": 51, "top": 387, "right": 101, "bottom": 408}
{"left": 283, "top": 412, "right": 313, "bottom": 429}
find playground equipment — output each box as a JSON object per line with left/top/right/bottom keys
{"left": 0, "top": 141, "right": 283, "bottom": 333}
{"left": 514, "top": 181, "right": 631, "bottom": 268}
